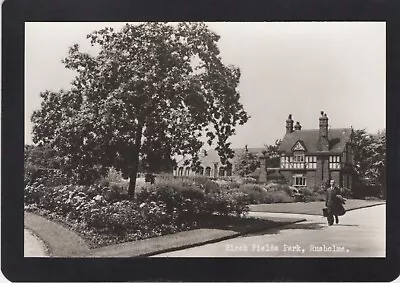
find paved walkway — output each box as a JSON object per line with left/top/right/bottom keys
{"left": 24, "top": 229, "right": 48, "bottom": 257}
{"left": 154, "top": 204, "right": 385, "bottom": 257}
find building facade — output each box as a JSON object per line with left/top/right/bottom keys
{"left": 173, "top": 147, "right": 265, "bottom": 178}
{"left": 278, "top": 112, "right": 355, "bottom": 189}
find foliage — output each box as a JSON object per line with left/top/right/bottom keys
{"left": 31, "top": 22, "right": 249, "bottom": 197}
{"left": 353, "top": 129, "right": 386, "bottom": 198}
{"left": 263, "top": 139, "right": 282, "bottom": 168}
{"left": 138, "top": 177, "right": 249, "bottom": 217}
{"left": 265, "top": 183, "right": 295, "bottom": 195}
{"left": 237, "top": 183, "right": 294, "bottom": 204}
{"left": 24, "top": 144, "right": 62, "bottom": 169}
{"left": 233, "top": 150, "right": 260, "bottom": 177}
{"left": 24, "top": 177, "right": 249, "bottom": 247}
{"left": 237, "top": 184, "right": 268, "bottom": 204}
{"left": 233, "top": 139, "right": 281, "bottom": 177}
{"left": 24, "top": 144, "right": 72, "bottom": 186}
{"left": 297, "top": 187, "right": 325, "bottom": 202}
{"left": 265, "top": 190, "right": 294, "bottom": 203}
{"left": 176, "top": 176, "right": 222, "bottom": 194}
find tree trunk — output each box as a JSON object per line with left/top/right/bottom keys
{"left": 128, "top": 124, "right": 144, "bottom": 199}
{"left": 128, "top": 155, "right": 139, "bottom": 199}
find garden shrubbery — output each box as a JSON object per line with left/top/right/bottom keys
{"left": 237, "top": 183, "right": 294, "bottom": 204}
{"left": 24, "top": 176, "right": 250, "bottom": 247}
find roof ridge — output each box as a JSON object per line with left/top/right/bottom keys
{"left": 289, "top": 127, "right": 352, "bottom": 131}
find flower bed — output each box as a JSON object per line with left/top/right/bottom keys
{"left": 24, "top": 179, "right": 249, "bottom": 248}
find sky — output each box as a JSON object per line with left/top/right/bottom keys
{"left": 25, "top": 22, "right": 386, "bottom": 148}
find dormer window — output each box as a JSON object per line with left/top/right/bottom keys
{"left": 292, "top": 141, "right": 306, "bottom": 165}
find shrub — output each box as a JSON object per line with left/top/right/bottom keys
{"left": 265, "top": 183, "right": 296, "bottom": 195}
{"left": 266, "top": 190, "right": 293, "bottom": 203}
{"left": 340, "top": 187, "right": 353, "bottom": 198}
{"left": 237, "top": 183, "right": 294, "bottom": 204}
{"left": 298, "top": 187, "right": 313, "bottom": 196}
{"left": 194, "top": 176, "right": 223, "bottom": 193}
{"left": 106, "top": 167, "right": 125, "bottom": 183}
{"left": 103, "top": 184, "right": 129, "bottom": 203}
{"left": 154, "top": 175, "right": 223, "bottom": 194}
{"left": 204, "top": 190, "right": 249, "bottom": 216}
{"left": 83, "top": 200, "right": 178, "bottom": 237}
{"left": 24, "top": 177, "right": 250, "bottom": 247}
{"left": 24, "top": 163, "right": 72, "bottom": 187}
{"left": 136, "top": 179, "right": 248, "bottom": 219}
{"left": 237, "top": 184, "right": 268, "bottom": 204}
{"left": 242, "top": 177, "right": 257, "bottom": 184}
{"left": 98, "top": 179, "right": 110, "bottom": 188}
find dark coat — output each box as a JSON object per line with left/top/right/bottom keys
{"left": 325, "top": 186, "right": 344, "bottom": 215}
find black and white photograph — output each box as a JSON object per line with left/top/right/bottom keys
{"left": 22, "top": 21, "right": 387, "bottom": 260}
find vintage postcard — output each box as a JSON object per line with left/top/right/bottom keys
{"left": 23, "top": 21, "right": 386, "bottom": 260}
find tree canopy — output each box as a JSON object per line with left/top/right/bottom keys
{"left": 353, "top": 129, "right": 386, "bottom": 183}
{"left": 31, "top": 22, "right": 249, "bottom": 197}
{"left": 353, "top": 128, "right": 386, "bottom": 197}
{"left": 233, "top": 139, "right": 281, "bottom": 177}
{"left": 264, "top": 139, "right": 282, "bottom": 168}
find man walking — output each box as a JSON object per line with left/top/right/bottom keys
{"left": 325, "top": 179, "right": 342, "bottom": 225}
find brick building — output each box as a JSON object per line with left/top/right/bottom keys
{"left": 278, "top": 112, "right": 355, "bottom": 189}
{"left": 173, "top": 147, "right": 265, "bottom": 179}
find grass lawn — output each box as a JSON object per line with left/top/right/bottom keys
{"left": 87, "top": 215, "right": 304, "bottom": 257}
{"left": 249, "top": 199, "right": 385, "bottom": 215}
{"left": 24, "top": 212, "right": 91, "bottom": 257}
{"left": 25, "top": 211, "right": 304, "bottom": 257}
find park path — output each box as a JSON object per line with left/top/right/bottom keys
{"left": 24, "top": 229, "right": 48, "bottom": 257}
{"left": 154, "top": 204, "right": 386, "bottom": 257}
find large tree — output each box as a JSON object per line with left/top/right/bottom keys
{"left": 31, "top": 22, "right": 249, "bottom": 198}
{"left": 353, "top": 128, "right": 386, "bottom": 197}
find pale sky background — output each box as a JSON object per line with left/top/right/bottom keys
{"left": 25, "top": 22, "right": 386, "bottom": 148}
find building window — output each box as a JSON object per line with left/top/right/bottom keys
{"left": 329, "top": 156, "right": 341, "bottom": 169}
{"left": 293, "top": 152, "right": 305, "bottom": 169}
{"left": 293, "top": 174, "right": 306, "bottom": 187}
{"left": 197, "top": 166, "right": 204, "bottom": 176}
{"left": 281, "top": 156, "right": 291, "bottom": 169}
{"left": 219, "top": 167, "right": 225, "bottom": 177}
{"left": 293, "top": 152, "right": 305, "bottom": 162}
{"left": 226, "top": 168, "right": 232, "bottom": 176}
{"left": 184, "top": 167, "right": 190, "bottom": 176}
{"left": 178, "top": 167, "right": 184, "bottom": 176}
{"left": 305, "top": 156, "right": 317, "bottom": 169}
{"left": 205, "top": 167, "right": 211, "bottom": 177}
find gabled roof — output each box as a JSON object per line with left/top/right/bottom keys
{"left": 291, "top": 140, "right": 307, "bottom": 151}
{"left": 279, "top": 128, "right": 352, "bottom": 154}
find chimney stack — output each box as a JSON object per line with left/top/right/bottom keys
{"left": 319, "top": 111, "right": 329, "bottom": 151}
{"left": 286, "top": 114, "right": 294, "bottom": 134}
{"left": 294, "top": 121, "right": 302, "bottom": 131}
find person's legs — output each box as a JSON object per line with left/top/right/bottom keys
{"left": 327, "top": 208, "right": 334, "bottom": 225}
{"left": 335, "top": 214, "right": 339, "bottom": 224}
